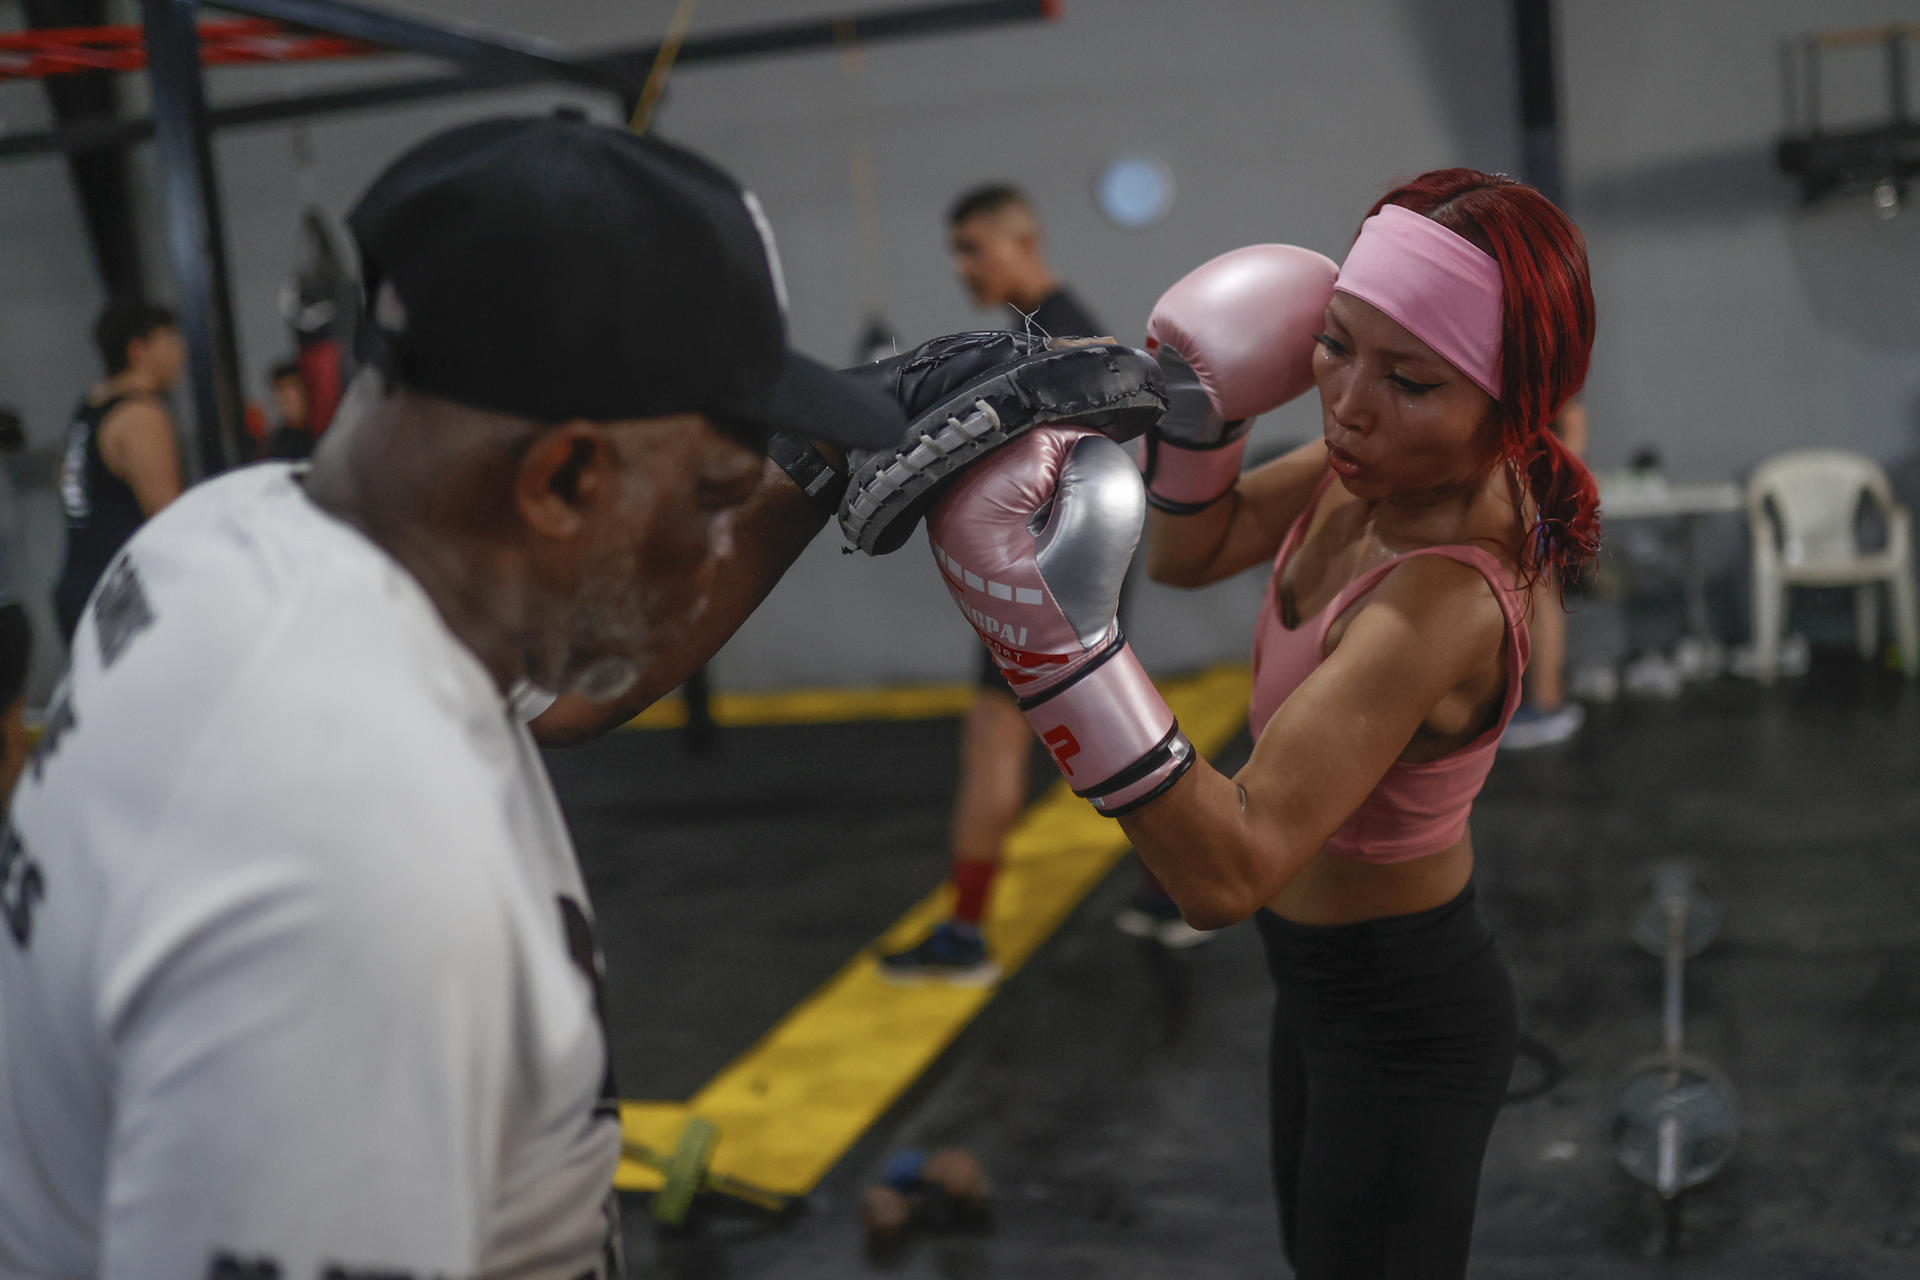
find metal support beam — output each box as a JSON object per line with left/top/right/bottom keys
{"left": 601, "top": 0, "right": 1056, "bottom": 75}
{"left": 1891, "top": 29, "right": 1909, "bottom": 125}
{"left": 1777, "top": 24, "right": 1920, "bottom": 204}
{"left": 1511, "top": 0, "right": 1564, "bottom": 207}
{"left": 1803, "top": 36, "right": 1823, "bottom": 136}
{"left": 0, "top": 0, "right": 1056, "bottom": 160}
{"left": 23, "top": 0, "right": 145, "bottom": 294}
{"left": 1776, "top": 123, "right": 1920, "bottom": 202}
{"left": 141, "top": 0, "right": 243, "bottom": 477}
{"left": 212, "top": 0, "right": 641, "bottom": 99}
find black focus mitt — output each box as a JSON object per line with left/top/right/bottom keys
{"left": 836, "top": 331, "right": 1166, "bottom": 555}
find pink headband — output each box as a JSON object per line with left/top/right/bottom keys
{"left": 1333, "top": 203, "right": 1504, "bottom": 399}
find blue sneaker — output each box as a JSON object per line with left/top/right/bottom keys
{"left": 877, "top": 921, "right": 1000, "bottom": 987}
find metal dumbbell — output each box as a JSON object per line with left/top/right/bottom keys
{"left": 1610, "top": 863, "right": 1739, "bottom": 1213}
{"left": 623, "top": 1117, "right": 791, "bottom": 1227}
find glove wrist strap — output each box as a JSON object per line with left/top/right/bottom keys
{"left": 1016, "top": 641, "right": 1192, "bottom": 817}
{"left": 1141, "top": 433, "right": 1248, "bottom": 514}
{"left": 768, "top": 430, "right": 848, "bottom": 514}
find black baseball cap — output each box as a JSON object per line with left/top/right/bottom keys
{"left": 346, "top": 112, "right": 903, "bottom": 450}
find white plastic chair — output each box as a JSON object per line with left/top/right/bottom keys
{"left": 1746, "top": 449, "right": 1918, "bottom": 682}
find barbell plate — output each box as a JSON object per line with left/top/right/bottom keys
{"left": 1630, "top": 891, "right": 1722, "bottom": 958}
{"left": 1610, "top": 1053, "right": 1739, "bottom": 1196}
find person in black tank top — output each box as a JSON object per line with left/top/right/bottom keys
{"left": 0, "top": 406, "right": 31, "bottom": 808}
{"left": 878, "top": 185, "right": 1170, "bottom": 984}
{"left": 53, "top": 301, "right": 186, "bottom": 645}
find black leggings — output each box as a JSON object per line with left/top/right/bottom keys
{"left": 1257, "top": 882, "right": 1517, "bottom": 1280}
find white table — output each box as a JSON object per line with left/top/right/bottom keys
{"left": 1597, "top": 474, "right": 1745, "bottom": 642}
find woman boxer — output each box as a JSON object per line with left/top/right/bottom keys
{"left": 925, "top": 168, "right": 1597, "bottom": 1277}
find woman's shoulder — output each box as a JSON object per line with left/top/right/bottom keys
{"left": 1353, "top": 544, "right": 1515, "bottom": 647}
{"left": 1396, "top": 474, "right": 1529, "bottom": 599}
{"left": 1386, "top": 543, "right": 1515, "bottom": 599}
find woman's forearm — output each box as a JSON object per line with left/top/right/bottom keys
{"left": 1118, "top": 757, "right": 1311, "bottom": 929}
{"left": 1144, "top": 494, "right": 1238, "bottom": 587}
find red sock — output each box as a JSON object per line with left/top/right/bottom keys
{"left": 951, "top": 860, "right": 998, "bottom": 927}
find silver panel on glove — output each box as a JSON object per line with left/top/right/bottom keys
{"left": 1035, "top": 435, "right": 1145, "bottom": 650}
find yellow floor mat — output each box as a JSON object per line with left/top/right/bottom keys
{"left": 615, "top": 664, "right": 1252, "bottom": 1196}
{"left": 623, "top": 682, "right": 980, "bottom": 730}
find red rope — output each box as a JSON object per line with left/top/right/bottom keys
{"left": 0, "top": 19, "right": 379, "bottom": 82}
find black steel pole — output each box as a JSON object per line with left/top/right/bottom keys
{"left": 1890, "top": 29, "right": 1909, "bottom": 124}
{"left": 1805, "top": 35, "right": 1823, "bottom": 137}
{"left": 0, "top": 0, "right": 1057, "bottom": 161}
{"left": 141, "top": 0, "right": 243, "bottom": 477}
{"left": 24, "top": 0, "right": 146, "bottom": 295}
{"left": 1511, "top": 0, "right": 1565, "bottom": 207}
{"left": 213, "top": 0, "right": 640, "bottom": 98}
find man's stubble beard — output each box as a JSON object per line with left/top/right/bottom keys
{"left": 555, "top": 529, "right": 715, "bottom": 703}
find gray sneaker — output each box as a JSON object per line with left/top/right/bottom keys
{"left": 1500, "top": 703, "right": 1586, "bottom": 750}
{"left": 1114, "top": 891, "right": 1216, "bottom": 949}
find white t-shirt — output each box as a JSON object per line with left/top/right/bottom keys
{"left": 0, "top": 465, "right": 623, "bottom": 1279}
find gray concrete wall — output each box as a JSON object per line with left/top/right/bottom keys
{"left": 1561, "top": 0, "right": 1920, "bottom": 478}
{"left": 6, "top": 0, "right": 1520, "bottom": 696}
{"left": 1558, "top": 0, "right": 1920, "bottom": 653}
{"left": 656, "top": 0, "right": 1522, "bottom": 689}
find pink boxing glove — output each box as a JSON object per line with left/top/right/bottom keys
{"left": 1141, "top": 244, "right": 1339, "bottom": 512}
{"left": 927, "top": 426, "right": 1192, "bottom": 816}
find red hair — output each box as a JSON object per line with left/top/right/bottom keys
{"left": 1362, "top": 169, "right": 1599, "bottom": 588}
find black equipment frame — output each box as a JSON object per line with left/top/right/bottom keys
{"left": 10, "top": 0, "right": 1053, "bottom": 475}
{"left": 1776, "top": 23, "right": 1919, "bottom": 206}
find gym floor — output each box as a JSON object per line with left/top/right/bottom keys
{"left": 547, "top": 651, "right": 1920, "bottom": 1279}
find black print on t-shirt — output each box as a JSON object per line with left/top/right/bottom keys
{"left": 0, "top": 824, "right": 44, "bottom": 950}
{"left": 595, "top": 1187, "right": 625, "bottom": 1280}
{"left": 559, "top": 896, "right": 625, "bottom": 1276}
{"left": 558, "top": 895, "right": 620, "bottom": 1113}
{"left": 94, "top": 557, "right": 155, "bottom": 670}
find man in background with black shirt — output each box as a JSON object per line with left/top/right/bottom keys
{"left": 53, "top": 300, "right": 186, "bottom": 644}
{"left": 882, "top": 184, "right": 1200, "bottom": 983}
{"left": 947, "top": 184, "right": 1100, "bottom": 349}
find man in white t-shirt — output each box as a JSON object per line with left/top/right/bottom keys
{"left": 0, "top": 114, "right": 907, "bottom": 1280}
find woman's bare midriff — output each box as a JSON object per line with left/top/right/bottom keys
{"left": 1266, "top": 834, "right": 1475, "bottom": 925}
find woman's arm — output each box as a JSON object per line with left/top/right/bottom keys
{"left": 1119, "top": 554, "right": 1507, "bottom": 927}
{"left": 1146, "top": 439, "right": 1327, "bottom": 588}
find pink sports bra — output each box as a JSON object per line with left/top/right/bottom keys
{"left": 1248, "top": 468, "right": 1531, "bottom": 864}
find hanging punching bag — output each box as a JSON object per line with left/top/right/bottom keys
{"left": 281, "top": 208, "right": 357, "bottom": 435}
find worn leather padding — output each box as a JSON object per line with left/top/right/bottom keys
{"left": 837, "top": 336, "right": 1166, "bottom": 555}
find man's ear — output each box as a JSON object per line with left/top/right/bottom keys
{"left": 515, "top": 422, "right": 607, "bottom": 539}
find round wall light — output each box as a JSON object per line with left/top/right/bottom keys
{"left": 1094, "top": 153, "right": 1176, "bottom": 229}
